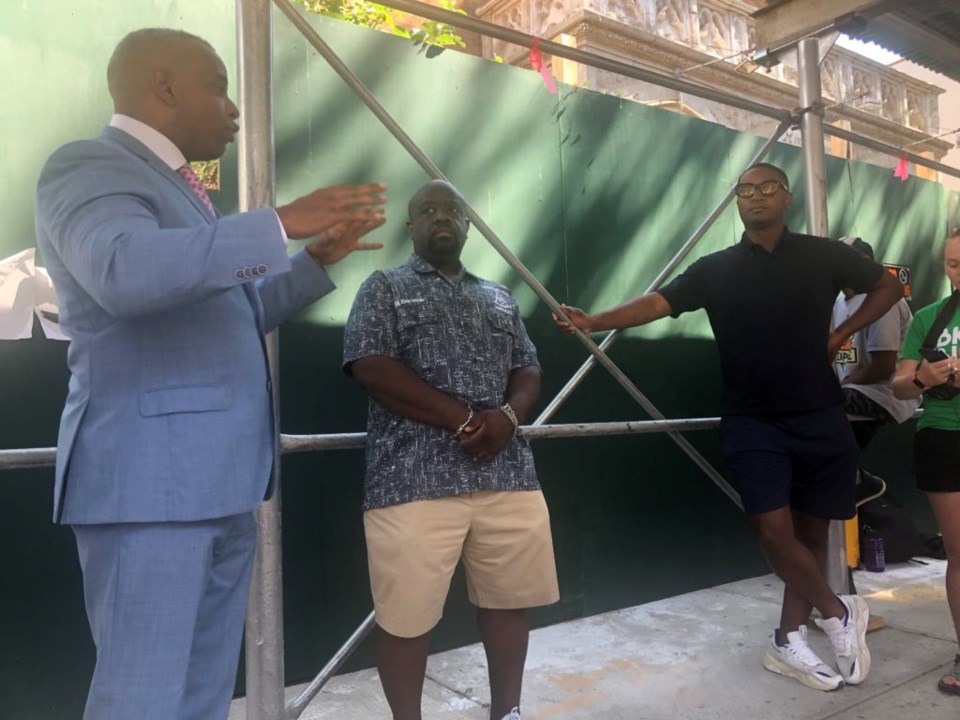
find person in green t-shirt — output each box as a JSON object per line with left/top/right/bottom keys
{"left": 893, "top": 228, "right": 960, "bottom": 696}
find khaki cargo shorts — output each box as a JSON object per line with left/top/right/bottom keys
{"left": 364, "top": 489, "right": 560, "bottom": 638}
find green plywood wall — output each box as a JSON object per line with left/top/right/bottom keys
{"left": 1, "top": 2, "right": 959, "bottom": 717}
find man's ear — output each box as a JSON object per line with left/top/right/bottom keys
{"left": 152, "top": 69, "right": 177, "bottom": 107}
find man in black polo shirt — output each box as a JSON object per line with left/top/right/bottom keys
{"left": 554, "top": 162, "right": 903, "bottom": 692}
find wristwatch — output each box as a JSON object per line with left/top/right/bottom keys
{"left": 913, "top": 372, "right": 927, "bottom": 390}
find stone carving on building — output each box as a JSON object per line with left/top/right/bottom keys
{"left": 698, "top": 6, "right": 729, "bottom": 57}
{"left": 476, "top": 0, "right": 948, "bottom": 164}
{"left": 655, "top": 0, "right": 689, "bottom": 43}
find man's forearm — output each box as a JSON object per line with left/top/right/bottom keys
{"left": 589, "top": 292, "right": 673, "bottom": 332}
{"left": 350, "top": 356, "right": 469, "bottom": 431}
{"left": 834, "top": 275, "right": 903, "bottom": 342}
{"left": 503, "top": 366, "right": 542, "bottom": 424}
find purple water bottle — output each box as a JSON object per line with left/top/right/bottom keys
{"left": 862, "top": 528, "right": 886, "bottom": 572}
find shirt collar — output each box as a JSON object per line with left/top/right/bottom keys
{"left": 109, "top": 114, "right": 187, "bottom": 171}
{"left": 405, "top": 253, "right": 474, "bottom": 282}
{"left": 739, "top": 226, "right": 791, "bottom": 254}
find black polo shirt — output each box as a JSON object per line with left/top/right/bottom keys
{"left": 658, "top": 228, "right": 884, "bottom": 416}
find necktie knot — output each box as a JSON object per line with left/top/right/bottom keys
{"left": 177, "top": 164, "right": 217, "bottom": 217}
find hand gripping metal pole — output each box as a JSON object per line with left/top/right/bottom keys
{"left": 534, "top": 120, "right": 792, "bottom": 426}
{"left": 272, "top": 0, "right": 741, "bottom": 511}
{"left": 237, "top": 2, "right": 288, "bottom": 720}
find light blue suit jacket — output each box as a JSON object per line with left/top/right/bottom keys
{"left": 35, "top": 127, "right": 334, "bottom": 524}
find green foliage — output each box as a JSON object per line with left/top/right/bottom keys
{"left": 296, "top": 0, "right": 466, "bottom": 54}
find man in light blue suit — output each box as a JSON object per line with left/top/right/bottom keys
{"left": 34, "top": 28, "right": 387, "bottom": 720}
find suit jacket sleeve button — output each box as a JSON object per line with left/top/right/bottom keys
{"left": 235, "top": 270, "right": 245, "bottom": 280}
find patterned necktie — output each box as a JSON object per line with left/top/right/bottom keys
{"left": 176, "top": 164, "right": 217, "bottom": 217}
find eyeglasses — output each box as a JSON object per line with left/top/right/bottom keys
{"left": 735, "top": 180, "right": 789, "bottom": 198}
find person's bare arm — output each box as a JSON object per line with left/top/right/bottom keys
{"left": 349, "top": 355, "right": 470, "bottom": 432}
{"left": 841, "top": 350, "right": 897, "bottom": 386}
{"left": 552, "top": 292, "right": 673, "bottom": 334}
{"left": 828, "top": 274, "right": 903, "bottom": 359}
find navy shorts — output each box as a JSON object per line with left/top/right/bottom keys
{"left": 718, "top": 405, "right": 858, "bottom": 519}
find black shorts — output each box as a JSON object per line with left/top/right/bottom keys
{"left": 718, "top": 405, "right": 858, "bottom": 519}
{"left": 913, "top": 428, "right": 960, "bottom": 493}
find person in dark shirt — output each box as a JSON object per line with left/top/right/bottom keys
{"left": 344, "top": 180, "right": 559, "bottom": 720}
{"left": 554, "top": 163, "right": 903, "bottom": 692}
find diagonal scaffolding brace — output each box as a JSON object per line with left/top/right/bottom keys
{"left": 272, "top": 0, "right": 740, "bottom": 509}
{"left": 534, "top": 120, "right": 792, "bottom": 426}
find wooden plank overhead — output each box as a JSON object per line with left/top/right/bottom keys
{"left": 752, "top": 0, "right": 889, "bottom": 50}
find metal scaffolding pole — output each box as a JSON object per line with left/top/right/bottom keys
{"left": 272, "top": 0, "right": 740, "bottom": 514}
{"left": 236, "top": 2, "right": 287, "bottom": 719}
{"left": 797, "top": 36, "right": 850, "bottom": 595}
{"left": 375, "top": 0, "right": 792, "bottom": 123}
{"left": 798, "top": 39, "right": 829, "bottom": 240}
{"left": 371, "top": 0, "right": 960, "bottom": 184}
{"left": 534, "top": 120, "right": 792, "bottom": 426}
{"left": 825, "top": 124, "right": 960, "bottom": 182}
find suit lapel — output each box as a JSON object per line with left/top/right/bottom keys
{"left": 101, "top": 127, "right": 216, "bottom": 224}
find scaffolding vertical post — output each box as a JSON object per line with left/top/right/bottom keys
{"left": 797, "top": 36, "right": 849, "bottom": 595}
{"left": 237, "top": 2, "right": 287, "bottom": 718}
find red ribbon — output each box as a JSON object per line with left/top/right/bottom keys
{"left": 529, "top": 38, "right": 558, "bottom": 94}
{"left": 894, "top": 155, "right": 909, "bottom": 181}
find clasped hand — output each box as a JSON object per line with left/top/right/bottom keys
{"left": 276, "top": 183, "right": 388, "bottom": 266}
{"left": 458, "top": 409, "right": 516, "bottom": 463}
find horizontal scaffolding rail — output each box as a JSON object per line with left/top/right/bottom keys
{"left": 373, "top": 0, "right": 960, "bottom": 183}
{"left": 0, "top": 413, "right": 907, "bottom": 472}
{"left": 0, "top": 418, "right": 723, "bottom": 471}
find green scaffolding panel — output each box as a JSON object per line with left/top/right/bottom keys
{"left": 1, "top": 3, "right": 959, "bottom": 716}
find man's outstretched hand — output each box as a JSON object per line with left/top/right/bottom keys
{"left": 276, "top": 183, "right": 387, "bottom": 241}
{"left": 305, "top": 218, "right": 386, "bottom": 266}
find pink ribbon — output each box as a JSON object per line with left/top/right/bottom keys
{"left": 894, "top": 155, "right": 909, "bottom": 181}
{"left": 529, "top": 38, "right": 558, "bottom": 95}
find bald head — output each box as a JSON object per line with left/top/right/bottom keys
{"left": 406, "top": 180, "right": 469, "bottom": 273}
{"left": 407, "top": 180, "right": 465, "bottom": 220}
{"left": 106, "top": 28, "right": 239, "bottom": 162}
{"left": 107, "top": 29, "right": 211, "bottom": 111}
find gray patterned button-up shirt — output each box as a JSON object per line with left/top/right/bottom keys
{"left": 343, "top": 254, "right": 541, "bottom": 510}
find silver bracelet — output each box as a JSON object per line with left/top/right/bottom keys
{"left": 499, "top": 403, "right": 519, "bottom": 437}
{"left": 454, "top": 408, "right": 474, "bottom": 438}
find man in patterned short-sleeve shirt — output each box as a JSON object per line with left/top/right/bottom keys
{"left": 343, "top": 180, "right": 559, "bottom": 720}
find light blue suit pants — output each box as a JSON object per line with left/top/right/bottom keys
{"left": 73, "top": 513, "right": 256, "bottom": 720}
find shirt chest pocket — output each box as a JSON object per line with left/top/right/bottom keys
{"left": 476, "top": 309, "right": 516, "bottom": 363}
{"left": 395, "top": 303, "right": 446, "bottom": 368}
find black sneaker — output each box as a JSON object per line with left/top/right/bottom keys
{"left": 855, "top": 469, "right": 886, "bottom": 508}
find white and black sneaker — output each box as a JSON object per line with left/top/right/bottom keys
{"left": 499, "top": 709, "right": 521, "bottom": 720}
{"left": 762, "top": 625, "right": 845, "bottom": 691}
{"left": 815, "top": 594, "right": 871, "bottom": 684}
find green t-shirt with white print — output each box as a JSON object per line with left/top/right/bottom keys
{"left": 902, "top": 296, "right": 960, "bottom": 431}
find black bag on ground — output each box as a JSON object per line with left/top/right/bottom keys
{"left": 858, "top": 494, "right": 925, "bottom": 563}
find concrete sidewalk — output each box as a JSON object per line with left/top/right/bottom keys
{"left": 230, "top": 560, "right": 959, "bottom": 720}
